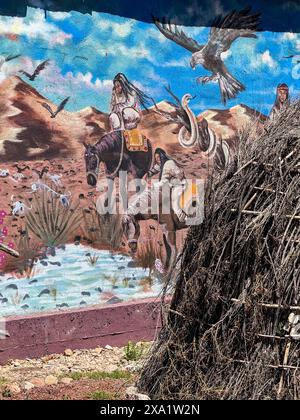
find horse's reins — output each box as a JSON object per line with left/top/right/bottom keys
{"left": 107, "top": 131, "right": 125, "bottom": 180}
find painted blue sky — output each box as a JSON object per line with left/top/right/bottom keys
{"left": 0, "top": 7, "right": 299, "bottom": 115}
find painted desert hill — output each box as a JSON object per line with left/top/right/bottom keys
{"left": 0, "top": 76, "right": 267, "bottom": 162}
{"left": 0, "top": 76, "right": 108, "bottom": 161}
{"left": 142, "top": 100, "right": 267, "bottom": 150}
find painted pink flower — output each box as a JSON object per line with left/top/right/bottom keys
{"left": 0, "top": 210, "right": 7, "bottom": 218}
{"left": 2, "top": 227, "right": 8, "bottom": 236}
{"left": 8, "top": 242, "right": 14, "bottom": 249}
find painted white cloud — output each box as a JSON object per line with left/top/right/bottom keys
{"left": 261, "top": 50, "right": 277, "bottom": 68}
{"left": 96, "top": 17, "right": 135, "bottom": 38}
{"left": 0, "top": 55, "right": 29, "bottom": 83}
{"left": 48, "top": 11, "right": 72, "bottom": 21}
{"left": 280, "top": 32, "right": 300, "bottom": 55}
{"left": 40, "top": 62, "right": 113, "bottom": 96}
{"left": 71, "top": 71, "right": 113, "bottom": 92}
{"left": 185, "top": 25, "right": 207, "bottom": 39}
{"left": 146, "top": 68, "right": 168, "bottom": 85}
{"left": 251, "top": 50, "right": 278, "bottom": 70}
{"left": 129, "top": 68, "right": 168, "bottom": 98}
{"left": 289, "top": 83, "right": 300, "bottom": 97}
{"left": 0, "top": 9, "right": 72, "bottom": 46}
{"left": 146, "top": 27, "right": 169, "bottom": 44}
{"left": 1, "top": 57, "right": 112, "bottom": 100}
{"left": 163, "top": 57, "right": 189, "bottom": 68}
{"left": 99, "top": 42, "right": 151, "bottom": 61}
{"left": 281, "top": 32, "right": 298, "bottom": 42}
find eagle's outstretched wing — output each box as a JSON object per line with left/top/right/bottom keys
{"left": 41, "top": 102, "right": 55, "bottom": 117}
{"left": 153, "top": 17, "right": 204, "bottom": 53}
{"left": 55, "top": 97, "right": 70, "bottom": 115}
{"left": 33, "top": 59, "right": 50, "bottom": 78}
{"left": 206, "top": 7, "right": 260, "bottom": 58}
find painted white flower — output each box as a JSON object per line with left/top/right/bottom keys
{"left": 60, "top": 194, "right": 70, "bottom": 207}
{"left": 12, "top": 201, "right": 31, "bottom": 215}
{"left": 48, "top": 174, "right": 62, "bottom": 186}
{"left": 0, "top": 169, "right": 9, "bottom": 177}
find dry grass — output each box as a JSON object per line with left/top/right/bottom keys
{"left": 136, "top": 237, "right": 164, "bottom": 275}
{"left": 82, "top": 204, "right": 123, "bottom": 250}
{"left": 86, "top": 254, "right": 99, "bottom": 266}
{"left": 138, "top": 100, "right": 300, "bottom": 400}
{"left": 4, "top": 231, "right": 41, "bottom": 278}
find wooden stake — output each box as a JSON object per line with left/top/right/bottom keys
{"left": 230, "top": 209, "right": 300, "bottom": 221}
{"left": 277, "top": 341, "right": 292, "bottom": 398}
{"left": 243, "top": 193, "right": 257, "bottom": 211}
{"left": 233, "top": 359, "right": 299, "bottom": 371}
{"left": 231, "top": 299, "right": 300, "bottom": 311}
{"left": 253, "top": 186, "right": 284, "bottom": 195}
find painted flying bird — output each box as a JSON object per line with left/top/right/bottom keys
{"left": 73, "top": 55, "right": 88, "bottom": 61}
{"left": 32, "top": 165, "right": 49, "bottom": 179}
{"left": 154, "top": 8, "right": 260, "bottom": 104}
{"left": 41, "top": 97, "right": 70, "bottom": 118}
{"left": 13, "top": 163, "right": 30, "bottom": 173}
{"left": 19, "top": 59, "right": 50, "bottom": 81}
{"left": 283, "top": 54, "right": 300, "bottom": 63}
{"left": 0, "top": 54, "right": 21, "bottom": 69}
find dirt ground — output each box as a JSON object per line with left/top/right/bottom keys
{"left": 0, "top": 343, "right": 148, "bottom": 400}
{"left": 1, "top": 378, "right": 133, "bottom": 400}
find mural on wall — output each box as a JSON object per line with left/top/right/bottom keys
{"left": 0, "top": 6, "right": 298, "bottom": 318}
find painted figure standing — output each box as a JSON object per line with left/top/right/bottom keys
{"left": 270, "top": 83, "right": 290, "bottom": 120}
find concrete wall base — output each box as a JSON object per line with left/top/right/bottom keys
{"left": 0, "top": 298, "right": 163, "bottom": 363}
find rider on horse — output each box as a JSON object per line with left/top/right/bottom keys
{"left": 126, "top": 148, "right": 188, "bottom": 223}
{"left": 109, "top": 73, "right": 154, "bottom": 131}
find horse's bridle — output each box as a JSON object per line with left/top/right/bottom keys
{"left": 87, "top": 151, "right": 100, "bottom": 181}
{"left": 106, "top": 132, "right": 125, "bottom": 180}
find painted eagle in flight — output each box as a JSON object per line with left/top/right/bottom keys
{"left": 154, "top": 8, "right": 260, "bottom": 104}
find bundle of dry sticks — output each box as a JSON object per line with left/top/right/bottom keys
{"left": 138, "top": 100, "right": 300, "bottom": 400}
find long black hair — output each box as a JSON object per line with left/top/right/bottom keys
{"left": 113, "top": 73, "right": 155, "bottom": 111}
{"left": 274, "top": 83, "right": 290, "bottom": 110}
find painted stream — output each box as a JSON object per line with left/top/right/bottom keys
{"left": 0, "top": 244, "right": 162, "bottom": 318}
